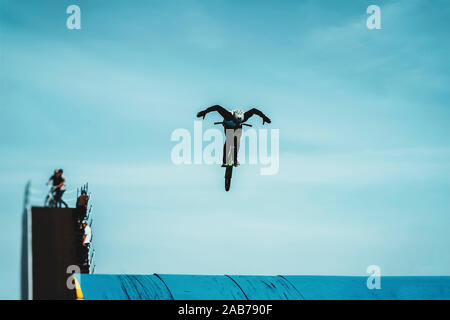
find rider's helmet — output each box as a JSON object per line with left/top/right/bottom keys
{"left": 59, "top": 169, "right": 64, "bottom": 174}
{"left": 81, "top": 190, "right": 87, "bottom": 195}
{"left": 54, "top": 169, "right": 59, "bottom": 174}
{"left": 82, "top": 220, "right": 88, "bottom": 225}
{"left": 231, "top": 110, "right": 244, "bottom": 123}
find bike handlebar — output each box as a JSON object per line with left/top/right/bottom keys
{"left": 213, "top": 122, "right": 252, "bottom": 127}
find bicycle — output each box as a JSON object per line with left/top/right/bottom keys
{"left": 214, "top": 122, "right": 252, "bottom": 191}
{"left": 44, "top": 185, "right": 68, "bottom": 208}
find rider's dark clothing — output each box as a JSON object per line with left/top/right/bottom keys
{"left": 49, "top": 174, "right": 65, "bottom": 187}
{"left": 197, "top": 105, "right": 271, "bottom": 129}
{"left": 48, "top": 173, "right": 67, "bottom": 208}
{"left": 197, "top": 105, "right": 271, "bottom": 165}
{"left": 76, "top": 194, "right": 89, "bottom": 209}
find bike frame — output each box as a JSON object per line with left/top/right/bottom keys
{"left": 44, "top": 186, "right": 66, "bottom": 208}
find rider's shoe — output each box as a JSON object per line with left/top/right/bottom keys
{"left": 221, "top": 163, "right": 227, "bottom": 167}
{"left": 233, "top": 161, "right": 240, "bottom": 167}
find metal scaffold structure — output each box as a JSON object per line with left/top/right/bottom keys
{"left": 21, "top": 179, "right": 96, "bottom": 299}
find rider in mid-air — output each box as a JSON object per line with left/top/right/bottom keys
{"left": 197, "top": 105, "right": 271, "bottom": 167}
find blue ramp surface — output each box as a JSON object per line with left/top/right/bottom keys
{"left": 157, "top": 274, "right": 247, "bottom": 300}
{"left": 228, "top": 275, "right": 303, "bottom": 300}
{"left": 284, "top": 276, "right": 450, "bottom": 300}
{"left": 74, "top": 274, "right": 450, "bottom": 300}
{"left": 74, "top": 274, "right": 172, "bottom": 300}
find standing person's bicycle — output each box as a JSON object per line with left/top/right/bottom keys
{"left": 45, "top": 169, "right": 68, "bottom": 207}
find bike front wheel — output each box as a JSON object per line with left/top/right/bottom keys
{"left": 225, "top": 166, "right": 233, "bottom": 191}
{"left": 44, "top": 195, "right": 50, "bottom": 207}
{"left": 225, "top": 178, "right": 231, "bottom": 191}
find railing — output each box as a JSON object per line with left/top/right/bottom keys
{"left": 76, "top": 183, "right": 96, "bottom": 274}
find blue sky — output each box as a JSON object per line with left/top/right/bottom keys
{"left": 1, "top": 0, "right": 450, "bottom": 299}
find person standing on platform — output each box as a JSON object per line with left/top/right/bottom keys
{"left": 75, "top": 190, "right": 89, "bottom": 225}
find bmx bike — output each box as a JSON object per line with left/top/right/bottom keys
{"left": 44, "top": 185, "right": 67, "bottom": 208}
{"left": 214, "top": 121, "right": 252, "bottom": 191}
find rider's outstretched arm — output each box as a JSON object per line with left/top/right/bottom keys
{"left": 244, "top": 108, "right": 271, "bottom": 124}
{"left": 197, "top": 105, "right": 233, "bottom": 120}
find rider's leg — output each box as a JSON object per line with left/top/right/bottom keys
{"left": 223, "top": 130, "right": 234, "bottom": 165}
{"left": 59, "top": 190, "right": 68, "bottom": 208}
{"left": 55, "top": 189, "right": 64, "bottom": 208}
{"left": 233, "top": 137, "right": 239, "bottom": 166}
{"left": 224, "top": 128, "right": 241, "bottom": 165}
{"left": 233, "top": 129, "right": 242, "bottom": 166}
{"left": 59, "top": 191, "right": 62, "bottom": 207}
{"left": 49, "top": 187, "right": 57, "bottom": 207}
{"left": 54, "top": 189, "right": 61, "bottom": 207}
{"left": 222, "top": 142, "right": 227, "bottom": 166}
